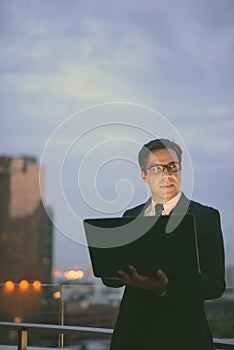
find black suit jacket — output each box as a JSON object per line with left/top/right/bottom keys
{"left": 103, "top": 193, "right": 226, "bottom": 350}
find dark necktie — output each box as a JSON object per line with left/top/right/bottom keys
{"left": 155, "top": 203, "right": 164, "bottom": 215}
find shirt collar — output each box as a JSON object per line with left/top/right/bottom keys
{"left": 145, "top": 191, "right": 182, "bottom": 216}
{"left": 163, "top": 191, "right": 182, "bottom": 211}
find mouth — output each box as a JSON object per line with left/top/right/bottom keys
{"left": 160, "top": 184, "right": 175, "bottom": 189}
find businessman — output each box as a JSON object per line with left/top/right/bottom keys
{"left": 103, "top": 138, "right": 225, "bottom": 350}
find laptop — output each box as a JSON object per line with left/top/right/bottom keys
{"left": 83, "top": 214, "right": 201, "bottom": 279}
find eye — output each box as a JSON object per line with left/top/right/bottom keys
{"left": 150, "top": 165, "right": 162, "bottom": 172}
{"left": 168, "top": 163, "right": 176, "bottom": 170}
{"left": 167, "top": 162, "right": 179, "bottom": 172}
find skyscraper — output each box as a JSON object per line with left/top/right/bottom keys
{"left": 0, "top": 155, "right": 53, "bottom": 284}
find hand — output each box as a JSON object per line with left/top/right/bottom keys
{"left": 117, "top": 265, "right": 168, "bottom": 295}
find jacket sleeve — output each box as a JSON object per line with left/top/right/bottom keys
{"left": 167, "top": 208, "right": 226, "bottom": 301}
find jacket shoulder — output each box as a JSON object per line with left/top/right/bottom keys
{"left": 189, "top": 199, "right": 220, "bottom": 215}
{"left": 123, "top": 202, "right": 148, "bottom": 217}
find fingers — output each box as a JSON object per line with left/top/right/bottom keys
{"left": 156, "top": 269, "right": 168, "bottom": 286}
{"left": 117, "top": 266, "right": 140, "bottom": 287}
{"left": 117, "top": 269, "right": 128, "bottom": 279}
{"left": 156, "top": 269, "right": 167, "bottom": 278}
{"left": 117, "top": 269, "right": 132, "bottom": 285}
{"left": 128, "top": 265, "right": 140, "bottom": 279}
{"left": 117, "top": 267, "right": 168, "bottom": 293}
{"left": 117, "top": 267, "right": 168, "bottom": 294}
{"left": 157, "top": 269, "right": 165, "bottom": 278}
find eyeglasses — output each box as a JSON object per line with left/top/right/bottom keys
{"left": 142, "top": 161, "right": 181, "bottom": 174}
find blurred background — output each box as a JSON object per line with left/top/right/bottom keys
{"left": 1, "top": 1, "right": 234, "bottom": 348}
{"left": 0, "top": 0, "right": 234, "bottom": 307}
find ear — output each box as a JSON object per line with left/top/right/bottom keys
{"left": 141, "top": 170, "right": 147, "bottom": 183}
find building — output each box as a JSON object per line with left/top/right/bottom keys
{"left": 0, "top": 155, "right": 53, "bottom": 284}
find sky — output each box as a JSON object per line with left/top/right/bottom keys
{"left": 1, "top": 0, "right": 234, "bottom": 273}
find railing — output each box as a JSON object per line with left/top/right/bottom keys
{"left": 0, "top": 321, "right": 112, "bottom": 350}
{"left": 0, "top": 283, "right": 234, "bottom": 349}
{"left": 0, "top": 321, "right": 234, "bottom": 350}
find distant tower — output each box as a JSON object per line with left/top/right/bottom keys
{"left": 0, "top": 155, "right": 53, "bottom": 284}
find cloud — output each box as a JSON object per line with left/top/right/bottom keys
{"left": 1, "top": 0, "right": 233, "bottom": 157}
{"left": 1, "top": 0, "right": 233, "bottom": 267}
{"left": 10, "top": 65, "right": 137, "bottom": 102}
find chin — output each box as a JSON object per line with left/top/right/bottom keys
{"left": 163, "top": 192, "right": 177, "bottom": 202}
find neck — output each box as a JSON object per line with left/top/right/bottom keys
{"left": 152, "top": 192, "right": 180, "bottom": 204}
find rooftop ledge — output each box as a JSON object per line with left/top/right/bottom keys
{"left": 0, "top": 321, "right": 234, "bottom": 350}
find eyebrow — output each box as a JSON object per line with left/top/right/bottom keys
{"left": 147, "top": 161, "right": 179, "bottom": 167}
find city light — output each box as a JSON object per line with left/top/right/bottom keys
{"left": 53, "top": 291, "right": 61, "bottom": 299}
{"left": 52, "top": 268, "right": 64, "bottom": 278}
{"left": 32, "top": 280, "right": 42, "bottom": 291}
{"left": 4, "top": 280, "right": 15, "bottom": 292}
{"left": 64, "top": 269, "right": 84, "bottom": 280}
{"left": 19, "top": 279, "right": 29, "bottom": 291}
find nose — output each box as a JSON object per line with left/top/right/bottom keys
{"left": 162, "top": 167, "right": 171, "bottom": 176}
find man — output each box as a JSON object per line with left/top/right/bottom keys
{"left": 103, "top": 138, "right": 225, "bottom": 350}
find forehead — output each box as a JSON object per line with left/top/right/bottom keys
{"left": 147, "top": 148, "right": 179, "bottom": 164}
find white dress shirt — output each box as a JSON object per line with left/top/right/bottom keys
{"left": 144, "top": 191, "right": 182, "bottom": 216}
{"left": 144, "top": 192, "right": 182, "bottom": 296}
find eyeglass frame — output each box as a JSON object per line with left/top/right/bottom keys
{"left": 142, "top": 161, "right": 181, "bottom": 174}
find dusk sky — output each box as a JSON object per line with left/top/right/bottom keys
{"left": 1, "top": 0, "right": 234, "bottom": 274}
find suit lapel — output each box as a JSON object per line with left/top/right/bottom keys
{"left": 171, "top": 192, "right": 191, "bottom": 215}
{"left": 135, "top": 197, "right": 152, "bottom": 216}
{"left": 163, "top": 193, "right": 191, "bottom": 233}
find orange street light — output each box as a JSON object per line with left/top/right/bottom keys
{"left": 14, "top": 316, "right": 23, "bottom": 323}
{"left": 53, "top": 291, "right": 61, "bottom": 299}
{"left": 19, "top": 280, "right": 29, "bottom": 291}
{"left": 4, "top": 280, "right": 15, "bottom": 292}
{"left": 32, "top": 280, "right": 42, "bottom": 291}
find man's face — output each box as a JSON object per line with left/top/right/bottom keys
{"left": 141, "top": 148, "right": 181, "bottom": 203}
